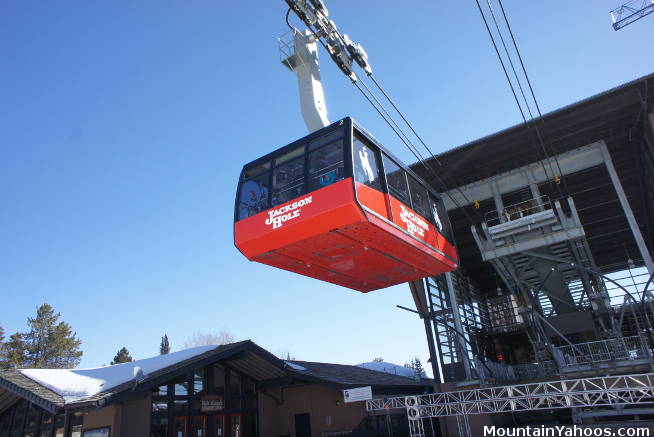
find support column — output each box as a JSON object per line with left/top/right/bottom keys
{"left": 444, "top": 273, "right": 472, "bottom": 380}
{"left": 600, "top": 142, "right": 654, "bottom": 274}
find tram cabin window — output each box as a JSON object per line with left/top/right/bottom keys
{"left": 238, "top": 162, "right": 270, "bottom": 220}
{"left": 353, "top": 135, "right": 382, "bottom": 191}
{"left": 407, "top": 175, "right": 431, "bottom": 222}
{"left": 272, "top": 146, "right": 305, "bottom": 206}
{"left": 382, "top": 154, "right": 410, "bottom": 205}
{"left": 308, "top": 137, "right": 344, "bottom": 191}
{"left": 429, "top": 193, "right": 448, "bottom": 236}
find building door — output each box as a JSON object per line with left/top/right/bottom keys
{"left": 294, "top": 413, "right": 311, "bottom": 437}
{"left": 214, "top": 415, "right": 225, "bottom": 437}
{"left": 192, "top": 415, "right": 207, "bottom": 437}
{"left": 173, "top": 417, "right": 189, "bottom": 437}
{"left": 229, "top": 414, "right": 241, "bottom": 437}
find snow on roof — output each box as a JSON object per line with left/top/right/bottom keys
{"left": 284, "top": 361, "right": 307, "bottom": 371}
{"left": 356, "top": 361, "right": 420, "bottom": 378}
{"left": 20, "top": 345, "right": 217, "bottom": 403}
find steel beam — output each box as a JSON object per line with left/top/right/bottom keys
{"left": 599, "top": 142, "right": 654, "bottom": 274}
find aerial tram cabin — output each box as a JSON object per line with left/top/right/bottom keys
{"left": 234, "top": 118, "right": 458, "bottom": 292}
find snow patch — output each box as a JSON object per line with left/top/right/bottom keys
{"left": 285, "top": 361, "right": 306, "bottom": 371}
{"left": 356, "top": 361, "right": 419, "bottom": 378}
{"left": 21, "top": 345, "right": 217, "bottom": 403}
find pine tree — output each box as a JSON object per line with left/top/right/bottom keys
{"left": 23, "top": 304, "right": 82, "bottom": 369}
{"left": 405, "top": 356, "right": 426, "bottom": 379}
{"left": 372, "top": 357, "right": 384, "bottom": 362}
{"left": 160, "top": 334, "right": 170, "bottom": 355}
{"left": 111, "top": 347, "right": 133, "bottom": 365}
{"left": 2, "top": 333, "right": 27, "bottom": 369}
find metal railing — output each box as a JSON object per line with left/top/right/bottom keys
{"left": 556, "top": 335, "right": 649, "bottom": 367}
{"left": 484, "top": 196, "right": 552, "bottom": 227}
{"left": 474, "top": 358, "right": 556, "bottom": 383}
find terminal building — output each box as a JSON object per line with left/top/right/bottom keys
{"left": 0, "top": 341, "right": 429, "bottom": 437}
{"left": 388, "top": 71, "right": 654, "bottom": 435}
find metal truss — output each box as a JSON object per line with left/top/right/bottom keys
{"left": 610, "top": 0, "right": 654, "bottom": 30}
{"left": 367, "top": 373, "right": 654, "bottom": 418}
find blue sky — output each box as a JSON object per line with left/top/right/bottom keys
{"left": 1, "top": 1, "right": 652, "bottom": 372}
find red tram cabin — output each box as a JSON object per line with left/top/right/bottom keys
{"left": 234, "top": 118, "right": 458, "bottom": 292}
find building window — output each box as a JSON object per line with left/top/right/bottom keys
{"left": 82, "top": 428, "right": 110, "bottom": 437}
{"left": 212, "top": 365, "right": 225, "bottom": 397}
{"left": 193, "top": 371, "right": 204, "bottom": 395}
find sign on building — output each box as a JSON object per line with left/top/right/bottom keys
{"left": 343, "top": 386, "right": 372, "bottom": 403}
{"left": 200, "top": 395, "right": 224, "bottom": 412}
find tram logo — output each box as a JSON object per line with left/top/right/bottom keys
{"left": 265, "top": 196, "right": 313, "bottom": 229}
{"left": 399, "top": 204, "right": 429, "bottom": 238}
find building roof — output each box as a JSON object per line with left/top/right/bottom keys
{"left": 0, "top": 340, "right": 427, "bottom": 414}
{"left": 412, "top": 72, "right": 654, "bottom": 289}
{"left": 287, "top": 361, "right": 427, "bottom": 389}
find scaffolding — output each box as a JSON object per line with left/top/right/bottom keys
{"left": 367, "top": 374, "right": 654, "bottom": 436}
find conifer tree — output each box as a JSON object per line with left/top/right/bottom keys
{"left": 111, "top": 347, "right": 133, "bottom": 365}
{"left": 25, "top": 304, "right": 82, "bottom": 369}
{"left": 160, "top": 334, "right": 170, "bottom": 355}
{"left": 3, "top": 333, "right": 27, "bottom": 368}
{"left": 0, "top": 305, "right": 82, "bottom": 369}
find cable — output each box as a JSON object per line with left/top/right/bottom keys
{"left": 368, "top": 75, "right": 442, "bottom": 167}
{"left": 285, "top": 8, "right": 295, "bottom": 31}
{"left": 495, "top": 0, "right": 570, "bottom": 196}
{"left": 475, "top": 0, "right": 568, "bottom": 199}
{"left": 485, "top": 0, "right": 533, "bottom": 121}
{"left": 473, "top": 0, "right": 527, "bottom": 123}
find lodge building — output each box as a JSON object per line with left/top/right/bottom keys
{"left": 0, "top": 340, "right": 429, "bottom": 437}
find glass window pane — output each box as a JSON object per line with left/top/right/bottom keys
{"left": 174, "top": 418, "right": 187, "bottom": 437}
{"left": 192, "top": 416, "right": 206, "bottom": 437}
{"left": 175, "top": 381, "right": 188, "bottom": 396}
{"left": 71, "top": 425, "right": 82, "bottom": 437}
{"left": 214, "top": 416, "right": 224, "bottom": 437}
{"left": 353, "top": 136, "right": 382, "bottom": 191}
{"left": 429, "top": 194, "right": 447, "bottom": 236}
{"left": 272, "top": 157, "right": 304, "bottom": 206}
{"left": 55, "top": 429, "right": 64, "bottom": 437}
{"left": 153, "top": 384, "right": 168, "bottom": 397}
{"left": 152, "top": 400, "right": 168, "bottom": 412}
{"left": 230, "top": 372, "right": 241, "bottom": 398}
{"left": 71, "top": 413, "right": 84, "bottom": 426}
{"left": 173, "top": 400, "right": 188, "bottom": 411}
{"left": 230, "top": 416, "right": 241, "bottom": 437}
{"left": 274, "top": 146, "right": 304, "bottom": 166}
{"left": 242, "top": 162, "right": 270, "bottom": 179}
{"left": 212, "top": 365, "right": 225, "bottom": 396}
{"left": 82, "top": 428, "right": 110, "bottom": 437}
{"left": 40, "top": 414, "right": 53, "bottom": 426}
{"left": 383, "top": 155, "right": 409, "bottom": 205}
{"left": 307, "top": 141, "right": 344, "bottom": 191}
{"left": 193, "top": 371, "right": 204, "bottom": 395}
{"left": 243, "top": 378, "right": 255, "bottom": 397}
{"left": 25, "top": 406, "right": 39, "bottom": 430}
{"left": 150, "top": 418, "right": 168, "bottom": 437}
{"left": 407, "top": 175, "right": 430, "bottom": 220}
{"left": 309, "top": 130, "right": 342, "bottom": 151}
{"left": 238, "top": 172, "right": 270, "bottom": 220}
